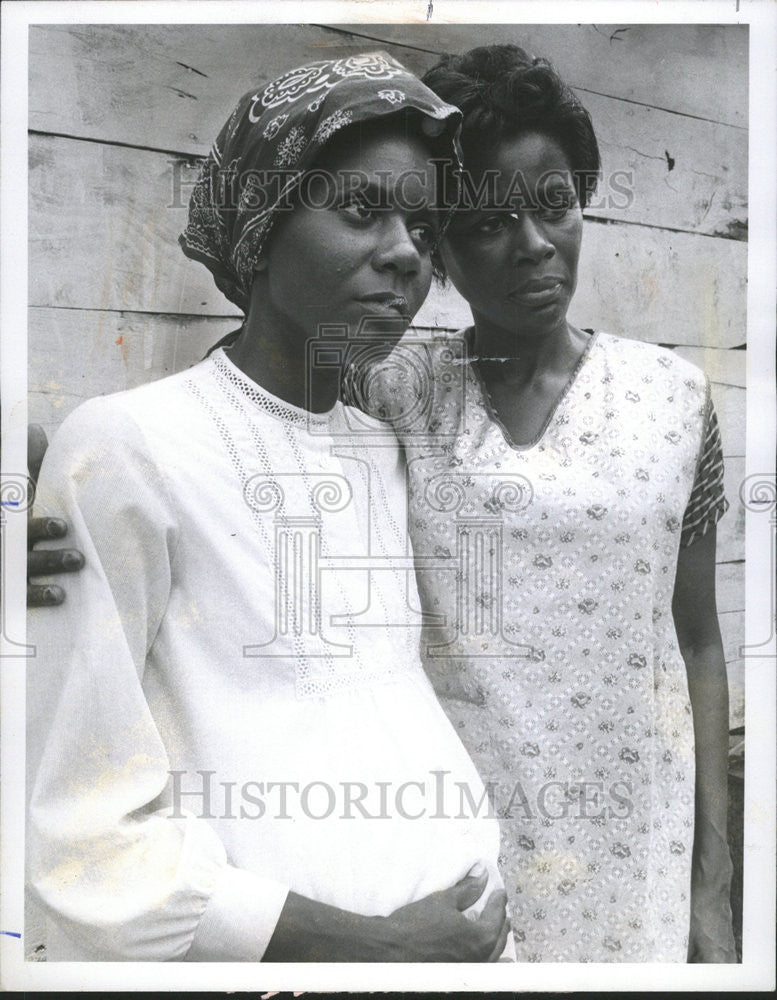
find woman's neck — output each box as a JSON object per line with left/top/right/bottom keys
{"left": 470, "top": 317, "right": 586, "bottom": 384}
{"left": 227, "top": 315, "right": 341, "bottom": 414}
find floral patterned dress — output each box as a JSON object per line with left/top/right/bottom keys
{"left": 364, "top": 330, "right": 727, "bottom": 961}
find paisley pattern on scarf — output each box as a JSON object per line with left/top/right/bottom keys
{"left": 179, "top": 53, "right": 461, "bottom": 311}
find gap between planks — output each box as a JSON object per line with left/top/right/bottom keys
{"left": 27, "top": 128, "right": 748, "bottom": 245}
{"left": 313, "top": 23, "right": 749, "bottom": 132}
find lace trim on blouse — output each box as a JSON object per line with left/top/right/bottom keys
{"left": 211, "top": 347, "right": 336, "bottom": 427}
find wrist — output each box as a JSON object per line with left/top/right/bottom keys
{"left": 322, "top": 912, "right": 406, "bottom": 963}
{"left": 265, "top": 895, "right": 403, "bottom": 962}
{"left": 373, "top": 911, "right": 416, "bottom": 962}
{"left": 693, "top": 809, "right": 731, "bottom": 858}
{"left": 358, "top": 913, "right": 404, "bottom": 962}
{"left": 692, "top": 843, "right": 734, "bottom": 891}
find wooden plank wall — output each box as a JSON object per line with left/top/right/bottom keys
{"left": 28, "top": 23, "right": 747, "bottom": 726}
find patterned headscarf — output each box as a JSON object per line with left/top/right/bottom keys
{"left": 180, "top": 52, "right": 462, "bottom": 312}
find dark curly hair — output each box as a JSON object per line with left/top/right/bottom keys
{"left": 423, "top": 44, "right": 601, "bottom": 208}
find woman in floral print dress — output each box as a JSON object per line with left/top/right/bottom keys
{"left": 363, "top": 45, "right": 736, "bottom": 962}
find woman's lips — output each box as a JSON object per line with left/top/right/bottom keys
{"left": 509, "top": 279, "right": 563, "bottom": 307}
{"left": 357, "top": 293, "right": 410, "bottom": 314}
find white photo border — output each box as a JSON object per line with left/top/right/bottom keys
{"left": 2, "top": 0, "right": 774, "bottom": 992}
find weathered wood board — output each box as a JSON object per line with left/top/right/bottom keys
{"left": 719, "top": 608, "right": 745, "bottom": 666}
{"left": 410, "top": 279, "right": 471, "bottom": 331}
{"left": 28, "top": 25, "right": 747, "bottom": 241}
{"left": 718, "top": 456, "right": 745, "bottom": 565}
{"left": 333, "top": 23, "right": 748, "bottom": 129}
{"left": 29, "top": 134, "right": 747, "bottom": 348}
{"left": 708, "top": 383, "right": 746, "bottom": 459}
{"left": 29, "top": 24, "right": 748, "bottom": 149}
{"left": 28, "top": 23, "right": 430, "bottom": 153}
{"left": 28, "top": 136, "right": 235, "bottom": 317}
{"left": 572, "top": 222, "right": 747, "bottom": 350}
{"left": 583, "top": 92, "right": 746, "bottom": 240}
{"left": 28, "top": 306, "right": 237, "bottom": 438}
{"left": 673, "top": 346, "right": 747, "bottom": 388}
{"left": 717, "top": 560, "right": 744, "bottom": 615}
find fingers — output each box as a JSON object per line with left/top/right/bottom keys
{"left": 27, "top": 583, "right": 65, "bottom": 607}
{"left": 27, "top": 521, "right": 83, "bottom": 607}
{"left": 475, "top": 887, "right": 509, "bottom": 962}
{"left": 451, "top": 862, "right": 489, "bottom": 911}
{"left": 486, "top": 915, "right": 511, "bottom": 962}
{"left": 28, "top": 548, "right": 84, "bottom": 577}
{"left": 478, "top": 886, "right": 508, "bottom": 926}
{"left": 28, "top": 517, "right": 68, "bottom": 545}
{"left": 27, "top": 424, "right": 49, "bottom": 484}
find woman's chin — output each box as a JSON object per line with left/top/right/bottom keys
{"left": 347, "top": 313, "right": 411, "bottom": 343}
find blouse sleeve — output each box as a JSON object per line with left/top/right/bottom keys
{"left": 27, "top": 397, "right": 287, "bottom": 961}
{"left": 680, "top": 393, "right": 729, "bottom": 548}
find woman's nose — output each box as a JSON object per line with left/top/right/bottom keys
{"left": 508, "top": 211, "right": 555, "bottom": 263}
{"left": 372, "top": 216, "right": 421, "bottom": 275}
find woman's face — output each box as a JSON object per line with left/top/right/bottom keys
{"left": 257, "top": 129, "right": 439, "bottom": 349}
{"left": 441, "top": 131, "right": 583, "bottom": 342}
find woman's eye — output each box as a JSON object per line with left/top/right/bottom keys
{"left": 472, "top": 215, "right": 507, "bottom": 236}
{"left": 409, "top": 222, "right": 436, "bottom": 251}
{"left": 538, "top": 191, "right": 577, "bottom": 220}
{"left": 339, "top": 197, "right": 375, "bottom": 222}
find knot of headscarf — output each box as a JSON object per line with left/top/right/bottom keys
{"left": 179, "top": 52, "right": 461, "bottom": 312}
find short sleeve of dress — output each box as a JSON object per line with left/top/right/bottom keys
{"left": 680, "top": 393, "right": 729, "bottom": 547}
{"left": 341, "top": 352, "right": 424, "bottom": 427}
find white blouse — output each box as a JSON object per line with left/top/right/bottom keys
{"left": 27, "top": 347, "right": 502, "bottom": 961}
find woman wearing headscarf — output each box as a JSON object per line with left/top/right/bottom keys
{"left": 363, "top": 45, "right": 735, "bottom": 962}
{"left": 26, "top": 53, "right": 510, "bottom": 963}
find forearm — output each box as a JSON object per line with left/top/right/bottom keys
{"left": 262, "top": 891, "right": 393, "bottom": 962}
{"left": 673, "top": 528, "right": 736, "bottom": 960}
{"left": 682, "top": 637, "right": 732, "bottom": 880}
{"left": 262, "top": 868, "right": 508, "bottom": 963}
{"left": 682, "top": 635, "right": 737, "bottom": 960}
